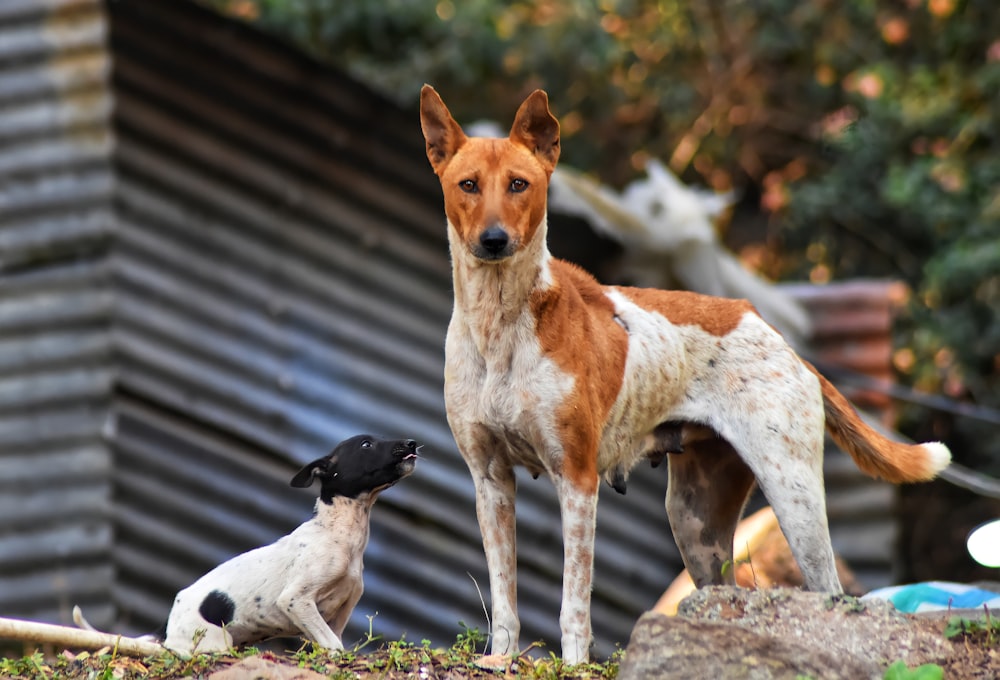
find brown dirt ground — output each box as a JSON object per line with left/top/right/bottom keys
{"left": 1, "top": 599, "right": 997, "bottom": 678}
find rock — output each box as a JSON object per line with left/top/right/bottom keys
{"left": 619, "top": 611, "right": 868, "bottom": 679}
{"left": 619, "top": 587, "right": 952, "bottom": 680}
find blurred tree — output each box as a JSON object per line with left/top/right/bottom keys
{"left": 208, "top": 0, "right": 1000, "bottom": 540}
{"left": 206, "top": 0, "right": 846, "bottom": 190}
{"left": 774, "top": 1, "right": 1000, "bottom": 481}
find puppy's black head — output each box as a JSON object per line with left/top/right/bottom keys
{"left": 290, "top": 435, "right": 419, "bottom": 502}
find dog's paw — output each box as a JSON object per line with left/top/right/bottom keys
{"left": 474, "top": 653, "right": 514, "bottom": 671}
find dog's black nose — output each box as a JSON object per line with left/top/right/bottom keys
{"left": 479, "top": 225, "right": 509, "bottom": 256}
{"left": 404, "top": 439, "right": 417, "bottom": 450}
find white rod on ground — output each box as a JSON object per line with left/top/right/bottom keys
{"left": 0, "top": 616, "right": 164, "bottom": 657}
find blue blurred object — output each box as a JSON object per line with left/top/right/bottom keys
{"left": 863, "top": 581, "right": 1000, "bottom": 613}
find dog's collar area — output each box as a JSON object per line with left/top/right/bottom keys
{"left": 317, "top": 483, "right": 399, "bottom": 507}
{"left": 317, "top": 487, "right": 383, "bottom": 504}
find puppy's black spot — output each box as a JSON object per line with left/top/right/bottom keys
{"left": 199, "top": 590, "right": 236, "bottom": 627}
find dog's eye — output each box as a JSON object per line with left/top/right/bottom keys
{"left": 361, "top": 440, "right": 372, "bottom": 448}
{"left": 510, "top": 178, "right": 529, "bottom": 193}
{"left": 459, "top": 179, "right": 478, "bottom": 194}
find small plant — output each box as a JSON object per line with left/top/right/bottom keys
{"left": 882, "top": 659, "right": 944, "bottom": 680}
{"left": 943, "top": 608, "right": 1000, "bottom": 648}
{"left": 421, "top": 639, "right": 433, "bottom": 662}
{"left": 384, "top": 637, "right": 413, "bottom": 671}
{"left": 720, "top": 545, "right": 757, "bottom": 587}
{"left": 522, "top": 646, "right": 624, "bottom": 680}
{"left": 293, "top": 640, "right": 336, "bottom": 672}
{"left": 823, "top": 593, "right": 867, "bottom": 614}
{"left": 0, "top": 621, "right": 623, "bottom": 679}
{"left": 0, "top": 650, "right": 50, "bottom": 678}
{"left": 354, "top": 613, "right": 383, "bottom": 652}
{"left": 452, "top": 620, "right": 488, "bottom": 656}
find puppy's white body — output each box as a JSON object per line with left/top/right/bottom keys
{"left": 155, "top": 434, "right": 418, "bottom": 656}
{"left": 164, "top": 496, "right": 370, "bottom": 655}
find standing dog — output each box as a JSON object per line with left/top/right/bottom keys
{"left": 419, "top": 85, "right": 950, "bottom": 664}
{"left": 161, "top": 435, "right": 418, "bottom": 655}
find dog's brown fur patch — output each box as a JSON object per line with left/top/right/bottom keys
{"left": 530, "top": 260, "right": 628, "bottom": 491}
{"left": 618, "top": 287, "right": 758, "bottom": 337}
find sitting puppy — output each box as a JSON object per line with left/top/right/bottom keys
{"left": 160, "top": 434, "right": 419, "bottom": 655}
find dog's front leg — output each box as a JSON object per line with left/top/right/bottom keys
{"left": 470, "top": 457, "right": 519, "bottom": 659}
{"left": 326, "top": 583, "right": 363, "bottom": 640}
{"left": 278, "top": 590, "right": 344, "bottom": 652}
{"left": 552, "top": 472, "right": 598, "bottom": 665}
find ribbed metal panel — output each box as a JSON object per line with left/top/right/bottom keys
{"left": 98, "top": 0, "right": 683, "bottom": 656}
{"left": 0, "top": 0, "right": 115, "bottom": 627}
{"left": 0, "top": 0, "right": 901, "bottom": 658}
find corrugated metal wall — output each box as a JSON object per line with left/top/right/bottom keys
{"left": 0, "top": 0, "right": 900, "bottom": 659}
{"left": 0, "top": 0, "right": 116, "bottom": 626}
{"left": 101, "top": 0, "right": 683, "bottom": 655}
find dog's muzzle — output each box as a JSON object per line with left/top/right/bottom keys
{"left": 394, "top": 440, "right": 421, "bottom": 475}
{"left": 473, "top": 225, "right": 513, "bottom": 261}
{"left": 395, "top": 439, "right": 420, "bottom": 459}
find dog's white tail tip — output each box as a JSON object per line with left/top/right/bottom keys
{"left": 72, "top": 605, "right": 97, "bottom": 632}
{"left": 922, "top": 441, "right": 952, "bottom": 476}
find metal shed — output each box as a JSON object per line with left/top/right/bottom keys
{"left": 0, "top": 0, "right": 902, "bottom": 658}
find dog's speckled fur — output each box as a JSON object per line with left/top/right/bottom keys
{"left": 420, "top": 85, "right": 950, "bottom": 664}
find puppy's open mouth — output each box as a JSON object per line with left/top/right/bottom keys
{"left": 397, "top": 444, "right": 423, "bottom": 461}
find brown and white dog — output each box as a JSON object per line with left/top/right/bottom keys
{"left": 419, "top": 85, "right": 950, "bottom": 664}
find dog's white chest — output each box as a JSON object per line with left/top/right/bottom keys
{"left": 445, "top": 315, "right": 574, "bottom": 468}
{"left": 316, "top": 557, "right": 363, "bottom": 616}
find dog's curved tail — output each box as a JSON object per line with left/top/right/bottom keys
{"left": 807, "top": 363, "right": 951, "bottom": 483}
{"left": 72, "top": 605, "right": 98, "bottom": 632}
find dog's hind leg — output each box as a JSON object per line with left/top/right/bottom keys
{"left": 665, "top": 437, "right": 756, "bottom": 587}
{"left": 742, "top": 443, "right": 842, "bottom": 593}
{"left": 716, "top": 396, "right": 843, "bottom": 593}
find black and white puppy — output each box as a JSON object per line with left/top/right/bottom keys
{"left": 160, "top": 435, "right": 419, "bottom": 656}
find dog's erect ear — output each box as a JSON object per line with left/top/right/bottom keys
{"left": 509, "top": 89, "right": 560, "bottom": 174}
{"left": 290, "top": 456, "right": 337, "bottom": 488}
{"left": 420, "top": 85, "right": 467, "bottom": 175}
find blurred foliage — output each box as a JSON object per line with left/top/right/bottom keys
{"left": 208, "top": 0, "right": 999, "bottom": 469}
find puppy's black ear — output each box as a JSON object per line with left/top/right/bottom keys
{"left": 290, "top": 457, "right": 335, "bottom": 488}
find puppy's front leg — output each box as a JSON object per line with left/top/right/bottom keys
{"left": 470, "top": 456, "right": 519, "bottom": 658}
{"left": 278, "top": 591, "right": 344, "bottom": 652}
{"left": 552, "top": 472, "right": 598, "bottom": 665}
{"left": 326, "top": 584, "right": 363, "bottom": 640}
